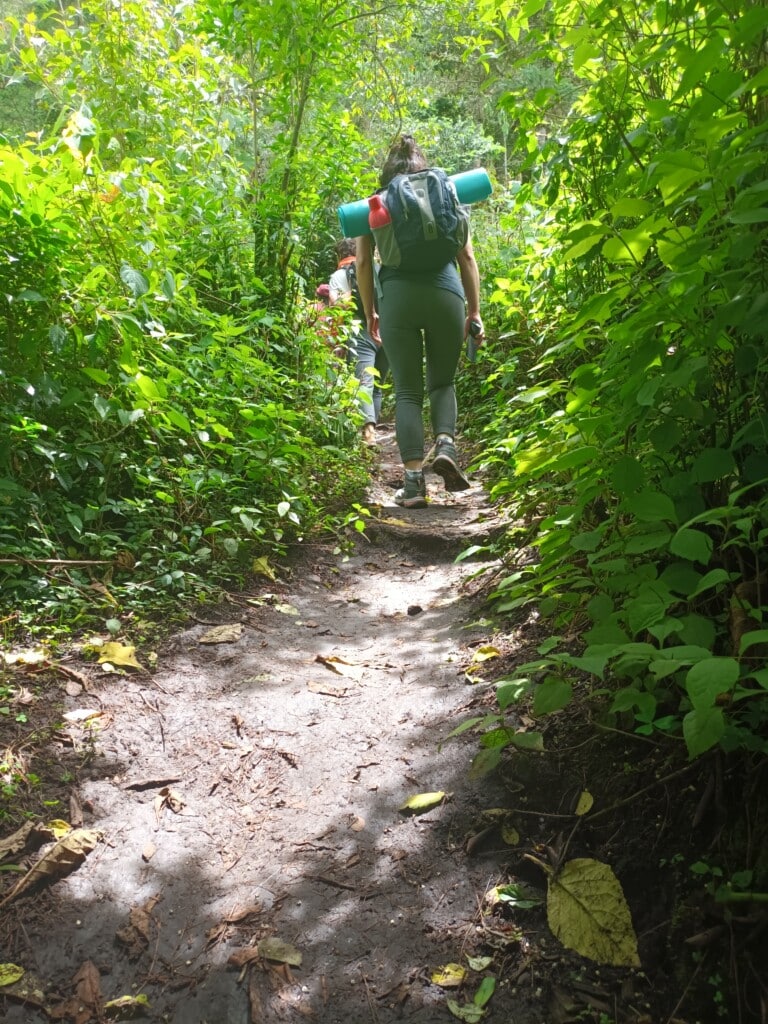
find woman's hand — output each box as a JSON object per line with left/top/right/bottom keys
{"left": 465, "top": 315, "right": 485, "bottom": 347}
{"left": 368, "top": 310, "right": 381, "bottom": 345}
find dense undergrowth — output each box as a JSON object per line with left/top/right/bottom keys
{"left": 1, "top": 0, "right": 375, "bottom": 638}
{"left": 457, "top": 0, "right": 768, "bottom": 774}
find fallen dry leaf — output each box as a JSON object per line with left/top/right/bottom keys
{"left": 315, "top": 654, "right": 364, "bottom": 681}
{"left": 547, "top": 857, "right": 640, "bottom": 967}
{"left": 0, "top": 821, "right": 36, "bottom": 862}
{"left": 273, "top": 602, "right": 298, "bottom": 616}
{"left": 205, "top": 922, "right": 229, "bottom": 949}
{"left": 115, "top": 894, "right": 162, "bottom": 958}
{"left": 74, "top": 960, "right": 102, "bottom": 1021}
{"left": 62, "top": 708, "right": 103, "bottom": 724}
{"left": 307, "top": 679, "right": 349, "bottom": 698}
{"left": 224, "top": 903, "right": 262, "bottom": 924}
{"left": 1, "top": 648, "right": 47, "bottom": 667}
{"left": 154, "top": 786, "right": 186, "bottom": 823}
{"left": 45, "top": 819, "right": 73, "bottom": 839}
{"left": 258, "top": 937, "right": 302, "bottom": 966}
{"left": 431, "top": 963, "right": 467, "bottom": 988}
{"left": 575, "top": 790, "right": 594, "bottom": 816}
{"left": 198, "top": 623, "right": 244, "bottom": 644}
{"left": 69, "top": 793, "right": 84, "bottom": 827}
{"left": 0, "top": 829, "right": 100, "bottom": 908}
{"left": 228, "top": 947, "right": 263, "bottom": 969}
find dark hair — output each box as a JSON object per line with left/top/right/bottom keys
{"left": 379, "top": 134, "right": 428, "bottom": 187}
{"left": 336, "top": 238, "right": 357, "bottom": 260}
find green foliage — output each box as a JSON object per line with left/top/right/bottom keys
{"left": 466, "top": 0, "right": 768, "bottom": 763}
{"left": 1, "top": 0, "right": 503, "bottom": 639}
{"left": 0, "top": 0, "right": 368, "bottom": 635}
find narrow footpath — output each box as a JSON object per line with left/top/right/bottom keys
{"left": 1, "top": 428, "right": 717, "bottom": 1024}
{"left": 3, "top": 428, "right": 532, "bottom": 1024}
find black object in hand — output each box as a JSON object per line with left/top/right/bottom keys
{"left": 467, "top": 319, "right": 482, "bottom": 363}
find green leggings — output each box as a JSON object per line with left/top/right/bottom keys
{"left": 378, "top": 278, "right": 465, "bottom": 463}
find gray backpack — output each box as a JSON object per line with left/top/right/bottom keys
{"left": 371, "top": 169, "right": 469, "bottom": 272}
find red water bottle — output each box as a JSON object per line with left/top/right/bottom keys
{"left": 368, "top": 193, "right": 391, "bottom": 229}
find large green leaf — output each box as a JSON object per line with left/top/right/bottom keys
{"left": 629, "top": 490, "right": 677, "bottom": 524}
{"left": 120, "top": 264, "right": 149, "bottom": 298}
{"left": 532, "top": 677, "right": 572, "bottom": 715}
{"left": 685, "top": 658, "right": 740, "bottom": 709}
{"left": 669, "top": 528, "right": 713, "bottom": 564}
{"left": 691, "top": 448, "right": 736, "bottom": 483}
{"left": 683, "top": 707, "right": 726, "bottom": 758}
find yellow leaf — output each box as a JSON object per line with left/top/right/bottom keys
{"left": 46, "top": 819, "right": 72, "bottom": 839}
{"left": 104, "top": 992, "right": 151, "bottom": 1018}
{"left": 501, "top": 824, "right": 520, "bottom": 846}
{"left": 98, "top": 642, "right": 145, "bottom": 671}
{"left": 252, "top": 556, "right": 277, "bottom": 580}
{"left": 471, "top": 645, "right": 501, "bottom": 663}
{"left": 575, "top": 791, "right": 594, "bottom": 816}
{"left": 399, "top": 791, "right": 446, "bottom": 815}
{"left": 547, "top": 858, "right": 640, "bottom": 967}
{"left": 273, "top": 602, "right": 299, "bottom": 616}
{"left": 431, "top": 963, "right": 467, "bottom": 987}
{"left": 0, "top": 964, "right": 25, "bottom": 987}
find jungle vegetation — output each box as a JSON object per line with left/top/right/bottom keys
{"left": 1, "top": 0, "right": 767, "bottom": 877}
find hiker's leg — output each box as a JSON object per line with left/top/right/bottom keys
{"left": 353, "top": 330, "right": 378, "bottom": 427}
{"left": 423, "top": 288, "right": 465, "bottom": 438}
{"left": 379, "top": 279, "right": 426, "bottom": 465}
{"left": 372, "top": 345, "right": 390, "bottom": 423}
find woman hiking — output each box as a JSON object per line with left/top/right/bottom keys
{"left": 328, "top": 238, "right": 389, "bottom": 447}
{"left": 354, "top": 134, "right": 485, "bottom": 507}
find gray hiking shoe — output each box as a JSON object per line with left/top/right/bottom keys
{"left": 432, "top": 439, "right": 470, "bottom": 491}
{"left": 395, "top": 469, "right": 428, "bottom": 508}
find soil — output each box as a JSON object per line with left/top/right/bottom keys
{"left": 1, "top": 427, "right": 765, "bottom": 1024}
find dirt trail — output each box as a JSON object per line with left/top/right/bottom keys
{"left": 4, "top": 428, "right": 737, "bottom": 1024}
{"left": 3, "top": 429, "right": 536, "bottom": 1024}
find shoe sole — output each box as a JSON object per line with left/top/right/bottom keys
{"left": 433, "top": 453, "right": 470, "bottom": 492}
{"left": 395, "top": 494, "right": 428, "bottom": 509}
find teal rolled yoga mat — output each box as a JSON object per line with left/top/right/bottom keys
{"left": 337, "top": 167, "right": 492, "bottom": 238}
